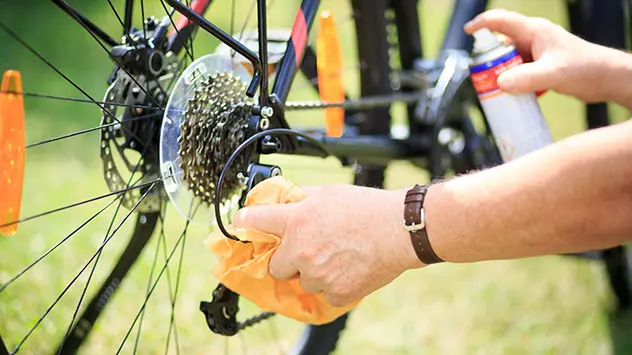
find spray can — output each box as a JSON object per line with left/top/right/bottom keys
{"left": 469, "top": 28, "right": 553, "bottom": 162}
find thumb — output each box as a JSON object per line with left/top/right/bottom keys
{"left": 497, "top": 61, "right": 554, "bottom": 94}
{"left": 232, "top": 204, "right": 294, "bottom": 237}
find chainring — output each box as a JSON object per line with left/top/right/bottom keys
{"left": 159, "top": 54, "right": 253, "bottom": 224}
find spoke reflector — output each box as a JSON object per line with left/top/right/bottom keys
{"left": 0, "top": 70, "right": 26, "bottom": 236}
{"left": 317, "top": 11, "right": 344, "bottom": 138}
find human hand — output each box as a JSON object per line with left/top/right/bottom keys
{"left": 233, "top": 183, "right": 423, "bottom": 307}
{"left": 465, "top": 9, "right": 617, "bottom": 103}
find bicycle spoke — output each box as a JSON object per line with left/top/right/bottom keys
{"left": 159, "top": 0, "right": 194, "bottom": 61}
{"left": 237, "top": 0, "right": 256, "bottom": 42}
{"left": 0, "top": 91, "right": 160, "bottom": 110}
{"left": 163, "top": 209, "right": 186, "bottom": 355}
{"left": 132, "top": 200, "right": 167, "bottom": 354}
{"left": 230, "top": 0, "right": 236, "bottom": 40}
{"left": 9, "top": 184, "right": 157, "bottom": 354}
{"left": 115, "top": 202, "right": 198, "bottom": 355}
{"left": 57, "top": 122, "right": 159, "bottom": 352}
{"left": 47, "top": 5, "right": 163, "bottom": 109}
{"left": 26, "top": 112, "right": 162, "bottom": 149}
{"left": 106, "top": 0, "right": 139, "bottom": 50}
{"left": 0, "top": 194, "right": 123, "bottom": 294}
{"left": 268, "top": 0, "right": 278, "bottom": 13}
{"left": 185, "top": 0, "right": 195, "bottom": 60}
{"left": 0, "top": 21, "right": 148, "bottom": 145}
{"left": 0, "top": 179, "right": 159, "bottom": 230}
{"left": 233, "top": 0, "right": 275, "bottom": 45}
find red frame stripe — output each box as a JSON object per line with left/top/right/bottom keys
{"left": 290, "top": 9, "right": 308, "bottom": 66}
{"left": 168, "top": 0, "right": 211, "bottom": 38}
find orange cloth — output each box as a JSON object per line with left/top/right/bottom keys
{"left": 204, "top": 176, "right": 361, "bottom": 325}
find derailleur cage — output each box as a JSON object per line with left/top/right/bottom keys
{"left": 200, "top": 284, "right": 240, "bottom": 336}
{"left": 200, "top": 162, "right": 282, "bottom": 336}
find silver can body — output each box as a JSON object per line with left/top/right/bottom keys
{"left": 470, "top": 43, "right": 553, "bottom": 162}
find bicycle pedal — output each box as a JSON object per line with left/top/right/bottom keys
{"left": 0, "top": 70, "right": 26, "bottom": 237}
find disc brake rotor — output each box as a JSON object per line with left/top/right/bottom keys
{"left": 160, "top": 54, "right": 253, "bottom": 224}
{"left": 100, "top": 71, "right": 170, "bottom": 213}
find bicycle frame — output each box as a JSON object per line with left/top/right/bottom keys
{"left": 164, "top": 0, "right": 491, "bottom": 165}
{"left": 48, "top": 0, "right": 491, "bottom": 165}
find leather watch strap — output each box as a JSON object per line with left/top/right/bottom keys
{"left": 404, "top": 184, "right": 444, "bottom": 265}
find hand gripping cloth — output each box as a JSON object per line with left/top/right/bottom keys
{"left": 204, "top": 176, "right": 361, "bottom": 324}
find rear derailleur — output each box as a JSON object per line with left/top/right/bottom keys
{"left": 199, "top": 162, "right": 281, "bottom": 336}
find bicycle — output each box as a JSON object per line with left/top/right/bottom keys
{"left": 0, "top": 0, "right": 629, "bottom": 354}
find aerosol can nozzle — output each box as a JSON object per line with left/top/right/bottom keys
{"left": 472, "top": 28, "right": 500, "bottom": 53}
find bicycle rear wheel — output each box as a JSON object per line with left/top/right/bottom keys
{"left": 0, "top": 0, "right": 497, "bottom": 353}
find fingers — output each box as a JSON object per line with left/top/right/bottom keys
{"left": 233, "top": 204, "right": 294, "bottom": 237}
{"left": 324, "top": 292, "right": 353, "bottom": 308}
{"left": 497, "top": 60, "right": 553, "bottom": 94}
{"left": 464, "top": 9, "right": 536, "bottom": 54}
{"left": 299, "top": 276, "right": 321, "bottom": 294}
{"left": 269, "top": 241, "right": 299, "bottom": 280}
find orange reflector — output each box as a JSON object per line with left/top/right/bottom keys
{"left": 0, "top": 70, "right": 26, "bottom": 236}
{"left": 317, "top": 11, "right": 345, "bottom": 138}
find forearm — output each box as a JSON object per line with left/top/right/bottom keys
{"left": 423, "top": 120, "right": 632, "bottom": 264}
{"left": 591, "top": 45, "right": 632, "bottom": 111}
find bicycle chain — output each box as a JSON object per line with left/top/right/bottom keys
{"left": 284, "top": 91, "right": 422, "bottom": 111}
{"left": 238, "top": 312, "right": 276, "bottom": 330}
{"left": 177, "top": 72, "right": 253, "bottom": 207}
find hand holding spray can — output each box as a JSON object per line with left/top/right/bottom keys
{"left": 469, "top": 28, "right": 553, "bottom": 162}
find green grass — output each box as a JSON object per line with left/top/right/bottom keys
{"left": 1, "top": 0, "right": 632, "bottom": 354}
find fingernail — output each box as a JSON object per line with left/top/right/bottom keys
{"left": 464, "top": 17, "right": 478, "bottom": 29}
{"left": 497, "top": 74, "right": 516, "bottom": 92}
{"left": 233, "top": 208, "right": 247, "bottom": 226}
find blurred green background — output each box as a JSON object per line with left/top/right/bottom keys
{"left": 1, "top": 0, "right": 631, "bottom": 354}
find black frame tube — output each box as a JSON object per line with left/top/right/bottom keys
{"left": 440, "top": 0, "right": 488, "bottom": 52}
{"left": 49, "top": 0, "right": 119, "bottom": 47}
{"left": 257, "top": 0, "right": 270, "bottom": 106}
{"left": 124, "top": 0, "right": 134, "bottom": 33}
{"left": 291, "top": 133, "right": 432, "bottom": 166}
{"left": 164, "top": 0, "right": 263, "bottom": 98}
{"left": 54, "top": 212, "right": 160, "bottom": 354}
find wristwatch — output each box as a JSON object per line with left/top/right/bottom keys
{"left": 403, "top": 184, "right": 444, "bottom": 265}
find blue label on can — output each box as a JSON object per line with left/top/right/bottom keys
{"left": 470, "top": 49, "right": 520, "bottom": 73}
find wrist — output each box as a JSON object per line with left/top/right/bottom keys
{"left": 590, "top": 46, "right": 632, "bottom": 109}
{"left": 392, "top": 183, "right": 448, "bottom": 272}
{"left": 388, "top": 188, "right": 425, "bottom": 271}
{"left": 422, "top": 183, "right": 449, "bottom": 263}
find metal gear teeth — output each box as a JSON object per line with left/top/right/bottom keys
{"left": 177, "top": 71, "right": 252, "bottom": 207}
